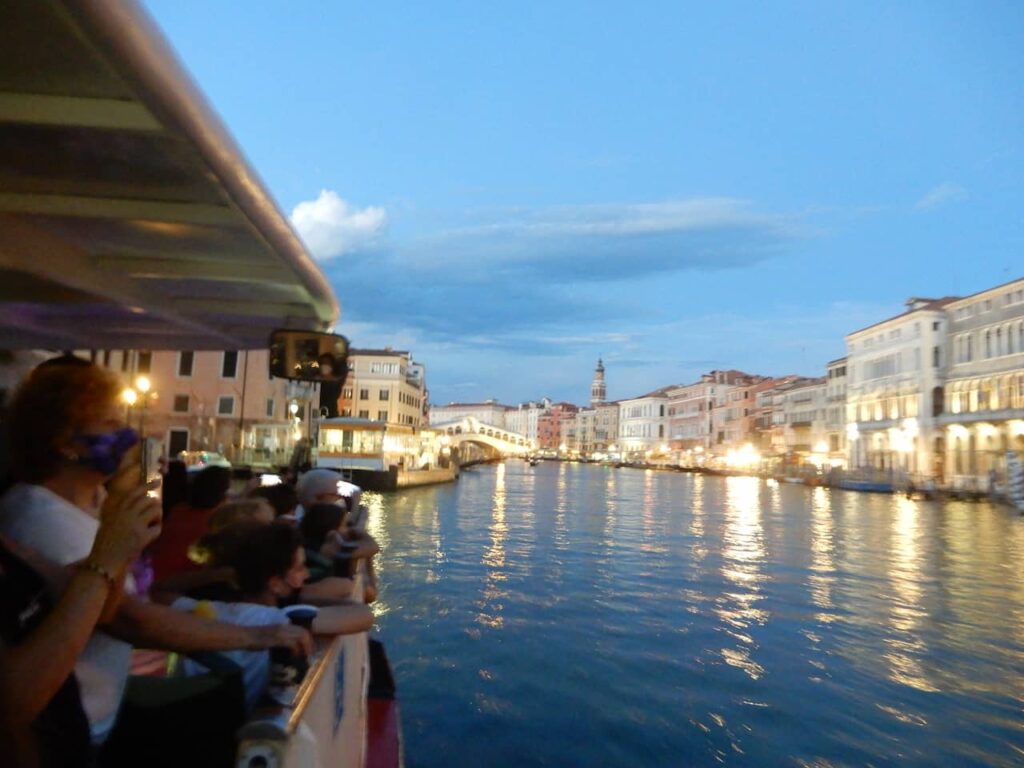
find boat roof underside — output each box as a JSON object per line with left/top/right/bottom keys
{"left": 0, "top": 0, "right": 339, "bottom": 351}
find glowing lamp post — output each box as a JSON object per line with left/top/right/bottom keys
{"left": 121, "top": 387, "right": 137, "bottom": 423}
{"left": 134, "top": 376, "right": 154, "bottom": 437}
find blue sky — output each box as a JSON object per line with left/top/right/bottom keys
{"left": 145, "top": 1, "right": 1024, "bottom": 405}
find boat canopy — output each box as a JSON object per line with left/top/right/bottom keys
{"left": 0, "top": 0, "right": 339, "bottom": 351}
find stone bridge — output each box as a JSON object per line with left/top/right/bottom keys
{"left": 432, "top": 416, "right": 534, "bottom": 457}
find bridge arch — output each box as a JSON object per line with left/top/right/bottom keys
{"left": 430, "top": 417, "right": 535, "bottom": 457}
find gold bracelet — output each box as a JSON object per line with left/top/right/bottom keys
{"left": 78, "top": 561, "right": 118, "bottom": 588}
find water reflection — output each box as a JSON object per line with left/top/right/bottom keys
{"left": 717, "top": 476, "right": 768, "bottom": 680}
{"left": 808, "top": 486, "right": 835, "bottom": 616}
{"left": 885, "top": 497, "right": 935, "bottom": 693}
{"left": 478, "top": 462, "right": 508, "bottom": 629}
{"left": 375, "top": 463, "right": 1024, "bottom": 768}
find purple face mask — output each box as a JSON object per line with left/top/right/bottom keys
{"left": 76, "top": 427, "right": 139, "bottom": 476}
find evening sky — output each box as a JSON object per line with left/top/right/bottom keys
{"left": 145, "top": 1, "right": 1024, "bottom": 404}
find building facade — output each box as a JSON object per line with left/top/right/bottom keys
{"left": 668, "top": 371, "right": 757, "bottom": 462}
{"left": 428, "top": 400, "right": 510, "bottom": 429}
{"left": 337, "top": 348, "right": 426, "bottom": 428}
{"left": 90, "top": 349, "right": 299, "bottom": 464}
{"left": 709, "top": 373, "right": 767, "bottom": 453}
{"left": 939, "top": 278, "right": 1024, "bottom": 488}
{"left": 504, "top": 399, "right": 551, "bottom": 442}
{"left": 618, "top": 386, "right": 672, "bottom": 458}
{"left": 570, "top": 401, "right": 619, "bottom": 455}
{"left": 824, "top": 358, "right": 848, "bottom": 462}
{"left": 537, "top": 402, "right": 579, "bottom": 451}
{"left": 773, "top": 377, "right": 828, "bottom": 461}
{"left": 845, "top": 297, "right": 954, "bottom": 478}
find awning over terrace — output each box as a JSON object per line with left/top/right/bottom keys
{"left": 0, "top": 0, "right": 339, "bottom": 351}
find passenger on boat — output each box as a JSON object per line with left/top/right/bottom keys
{"left": 160, "top": 459, "right": 189, "bottom": 523}
{"left": 295, "top": 468, "right": 350, "bottom": 519}
{"left": 164, "top": 523, "right": 373, "bottom": 710}
{"left": 153, "top": 516, "right": 356, "bottom": 606}
{"left": 248, "top": 482, "right": 300, "bottom": 523}
{"left": 149, "top": 465, "right": 231, "bottom": 582}
{"left": 0, "top": 361, "right": 312, "bottom": 745}
{"left": 0, "top": 461, "right": 160, "bottom": 767}
{"left": 299, "top": 497, "right": 379, "bottom": 602}
{"left": 208, "top": 497, "right": 275, "bottom": 532}
{"left": 299, "top": 502, "right": 350, "bottom": 581}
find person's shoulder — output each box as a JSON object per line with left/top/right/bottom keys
{"left": 0, "top": 484, "right": 97, "bottom": 563}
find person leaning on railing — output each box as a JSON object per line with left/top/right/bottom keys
{"left": 0, "top": 460, "right": 160, "bottom": 767}
{"left": 0, "top": 359, "right": 312, "bottom": 749}
{"left": 295, "top": 471, "right": 380, "bottom": 602}
{"left": 156, "top": 523, "right": 374, "bottom": 710}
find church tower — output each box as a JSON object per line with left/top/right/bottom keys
{"left": 590, "top": 358, "right": 606, "bottom": 407}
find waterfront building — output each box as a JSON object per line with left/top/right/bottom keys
{"left": 668, "top": 371, "right": 756, "bottom": 462}
{"left": 845, "top": 297, "right": 955, "bottom": 478}
{"left": 559, "top": 414, "right": 579, "bottom": 455}
{"left": 572, "top": 408, "right": 595, "bottom": 454}
{"left": 91, "top": 349, "right": 298, "bottom": 463}
{"left": 593, "top": 401, "right": 620, "bottom": 453}
{"left": 709, "top": 373, "right": 768, "bottom": 454}
{"left": 571, "top": 402, "right": 619, "bottom": 455}
{"left": 428, "top": 399, "right": 510, "bottom": 429}
{"left": 773, "top": 377, "right": 828, "bottom": 463}
{"left": 939, "top": 277, "right": 1024, "bottom": 488}
{"left": 504, "top": 398, "right": 551, "bottom": 443}
{"left": 825, "top": 358, "right": 848, "bottom": 464}
{"left": 590, "top": 358, "right": 607, "bottom": 407}
{"left": 751, "top": 376, "right": 801, "bottom": 454}
{"left": 618, "top": 386, "right": 673, "bottom": 459}
{"left": 538, "top": 402, "right": 579, "bottom": 451}
{"left": 667, "top": 380, "right": 713, "bottom": 460}
{"left": 338, "top": 348, "right": 426, "bottom": 429}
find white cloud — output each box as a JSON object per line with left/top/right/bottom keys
{"left": 915, "top": 182, "right": 967, "bottom": 210}
{"left": 290, "top": 189, "right": 386, "bottom": 260}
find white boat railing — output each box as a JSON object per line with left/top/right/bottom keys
{"left": 235, "top": 569, "right": 371, "bottom": 768}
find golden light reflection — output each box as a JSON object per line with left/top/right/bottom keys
{"left": 689, "top": 474, "right": 706, "bottom": 562}
{"left": 477, "top": 462, "right": 509, "bottom": 629}
{"left": 640, "top": 469, "right": 662, "bottom": 554}
{"left": 363, "top": 491, "right": 392, "bottom": 617}
{"left": 809, "top": 486, "right": 835, "bottom": 617}
{"left": 482, "top": 463, "right": 507, "bottom": 572}
{"left": 554, "top": 461, "right": 569, "bottom": 549}
{"left": 884, "top": 496, "right": 936, "bottom": 692}
{"left": 717, "top": 476, "right": 768, "bottom": 680}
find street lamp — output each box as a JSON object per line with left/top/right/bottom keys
{"left": 134, "top": 376, "right": 153, "bottom": 437}
{"left": 121, "top": 387, "right": 137, "bottom": 423}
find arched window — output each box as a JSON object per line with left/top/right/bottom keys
{"left": 996, "top": 327, "right": 1003, "bottom": 356}
{"left": 932, "top": 386, "right": 943, "bottom": 417}
{"left": 1010, "top": 325, "right": 1018, "bottom": 355}
{"left": 984, "top": 330, "right": 992, "bottom": 358}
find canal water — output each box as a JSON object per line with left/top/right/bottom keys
{"left": 366, "top": 461, "right": 1024, "bottom": 767}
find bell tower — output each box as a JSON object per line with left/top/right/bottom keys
{"left": 590, "top": 358, "right": 606, "bottom": 407}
